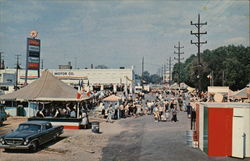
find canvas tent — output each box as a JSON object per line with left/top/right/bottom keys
{"left": 170, "top": 82, "right": 189, "bottom": 90}
{"left": 233, "top": 87, "right": 250, "bottom": 99}
{"left": 0, "top": 70, "right": 88, "bottom": 101}
{"left": 103, "top": 95, "right": 121, "bottom": 102}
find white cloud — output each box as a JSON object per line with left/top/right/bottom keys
{"left": 225, "top": 37, "right": 249, "bottom": 46}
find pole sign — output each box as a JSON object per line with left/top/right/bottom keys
{"left": 27, "top": 38, "right": 40, "bottom": 70}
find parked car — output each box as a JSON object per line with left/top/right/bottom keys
{"left": 0, "top": 121, "right": 63, "bottom": 152}
{"left": 0, "top": 106, "right": 7, "bottom": 126}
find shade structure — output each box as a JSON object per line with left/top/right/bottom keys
{"left": 233, "top": 87, "right": 250, "bottom": 99}
{"left": 0, "top": 70, "right": 88, "bottom": 101}
{"left": 103, "top": 95, "right": 121, "bottom": 102}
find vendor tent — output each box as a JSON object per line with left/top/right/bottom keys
{"left": 103, "top": 95, "right": 121, "bottom": 102}
{"left": 0, "top": 70, "right": 88, "bottom": 101}
{"left": 233, "top": 87, "right": 250, "bottom": 99}
{"left": 170, "top": 82, "right": 189, "bottom": 90}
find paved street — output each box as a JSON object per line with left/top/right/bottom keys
{"left": 101, "top": 111, "right": 243, "bottom": 161}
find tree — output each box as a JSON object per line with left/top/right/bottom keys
{"left": 172, "top": 45, "right": 250, "bottom": 91}
{"left": 142, "top": 71, "right": 150, "bottom": 84}
{"left": 95, "top": 65, "right": 108, "bottom": 69}
{"left": 150, "top": 74, "right": 161, "bottom": 84}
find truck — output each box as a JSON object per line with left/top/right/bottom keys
{"left": 0, "top": 121, "right": 64, "bottom": 152}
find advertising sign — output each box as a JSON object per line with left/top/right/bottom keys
{"left": 27, "top": 38, "right": 40, "bottom": 70}
{"left": 28, "top": 63, "right": 39, "bottom": 69}
{"left": 28, "top": 57, "right": 40, "bottom": 63}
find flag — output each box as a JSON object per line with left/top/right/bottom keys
{"left": 76, "top": 91, "right": 81, "bottom": 99}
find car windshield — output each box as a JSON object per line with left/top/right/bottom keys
{"left": 16, "top": 124, "right": 41, "bottom": 132}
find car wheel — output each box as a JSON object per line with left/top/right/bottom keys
{"left": 4, "top": 149, "right": 10, "bottom": 152}
{"left": 30, "top": 141, "right": 39, "bottom": 152}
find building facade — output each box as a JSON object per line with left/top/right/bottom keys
{"left": 0, "top": 67, "right": 135, "bottom": 94}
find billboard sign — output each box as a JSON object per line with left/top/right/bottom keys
{"left": 28, "top": 57, "right": 40, "bottom": 63}
{"left": 27, "top": 38, "right": 40, "bottom": 70}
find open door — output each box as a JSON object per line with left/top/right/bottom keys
{"left": 232, "top": 110, "right": 245, "bottom": 158}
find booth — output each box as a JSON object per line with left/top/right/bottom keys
{"left": 195, "top": 102, "right": 250, "bottom": 158}
{"left": 0, "top": 70, "right": 91, "bottom": 129}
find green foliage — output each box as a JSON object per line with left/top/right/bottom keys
{"left": 139, "top": 71, "right": 162, "bottom": 84}
{"left": 95, "top": 65, "right": 108, "bottom": 69}
{"left": 172, "top": 45, "right": 250, "bottom": 91}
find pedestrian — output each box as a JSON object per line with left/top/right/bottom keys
{"left": 153, "top": 104, "right": 159, "bottom": 122}
{"left": 186, "top": 103, "right": 192, "bottom": 118}
{"left": 191, "top": 107, "right": 196, "bottom": 130}
{"left": 158, "top": 105, "right": 163, "bottom": 121}
{"left": 119, "top": 103, "right": 125, "bottom": 118}
{"left": 107, "top": 105, "right": 113, "bottom": 123}
{"left": 171, "top": 106, "right": 178, "bottom": 122}
{"left": 80, "top": 112, "right": 88, "bottom": 129}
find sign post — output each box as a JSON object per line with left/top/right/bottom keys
{"left": 25, "top": 30, "right": 41, "bottom": 84}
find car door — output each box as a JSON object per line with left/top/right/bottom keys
{"left": 45, "top": 123, "right": 54, "bottom": 141}
{"left": 39, "top": 124, "right": 48, "bottom": 144}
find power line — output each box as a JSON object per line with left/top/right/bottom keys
{"left": 174, "top": 41, "right": 184, "bottom": 87}
{"left": 191, "top": 14, "right": 207, "bottom": 92}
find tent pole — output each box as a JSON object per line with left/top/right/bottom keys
{"left": 28, "top": 101, "right": 30, "bottom": 117}
{"left": 77, "top": 102, "right": 80, "bottom": 118}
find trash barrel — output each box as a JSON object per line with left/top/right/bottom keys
{"left": 186, "top": 130, "right": 193, "bottom": 147}
{"left": 91, "top": 122, "right": 100, "bottom": 133}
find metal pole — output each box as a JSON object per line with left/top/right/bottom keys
{"left": 169, "top": 57, "right": 171, "bottom": 86}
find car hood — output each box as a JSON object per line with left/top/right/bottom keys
{"left": 4, "top": 131, "right": 37, "bottom": 139}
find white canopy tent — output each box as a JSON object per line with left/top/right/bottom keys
{"left": 0, "top": 70, "right": 89, "bottom": 101}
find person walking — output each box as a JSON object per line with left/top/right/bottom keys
{"left": 153, "top": 104, "right": 159, "bottom": 122}
{"left": 171, "top": 106, "right": 178, "bottom": 122}
{"left": 107, "top": 105, "right": 114, "bottom": 123}
{"left": 186, "top": 103, "right": 192, "bottom": 118}
{"left": 158, "top": 105, "right": 163, "bottom": 121}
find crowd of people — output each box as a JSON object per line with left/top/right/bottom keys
{"left": 96, "top": 89, "right": 195, "bottom": 123}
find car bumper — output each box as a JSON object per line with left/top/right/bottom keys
{"left": 0, "top": 144, "right": 31, "bottom": 150}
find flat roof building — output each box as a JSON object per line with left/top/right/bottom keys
{"left": 0, "top": 67, "right": 135, "bottom": 94}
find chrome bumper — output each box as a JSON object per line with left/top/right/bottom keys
{"left": 0, "top": 144, "right": 31, "bottom": 150}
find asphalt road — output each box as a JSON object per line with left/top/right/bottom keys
{"left": 101, "top": 111, "right": 244, "bottom": 161}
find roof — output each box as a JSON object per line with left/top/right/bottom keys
{"left": 103, "top": 95, "right": 121, "bottom": 102}
{"left": 200, "top": 102, "right": 250, "bottom": 108}
{"left": 233, "top": 87, "right": 250, "bottom": 99}
{"left": 21, "top": 121, "right": 50, "bottom": 125}
{"left": 0, "top": 70, "right": 89, "bottom": 101}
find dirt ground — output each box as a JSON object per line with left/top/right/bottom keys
{"left": 0, "top": 116, "right": 126, "bottom": 161}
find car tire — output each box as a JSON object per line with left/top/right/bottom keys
{"left": 30, "top": 141, "right": 39, "bottom": 152}
{"left": 4, "top": 149, "right": 10, "bottom": 152}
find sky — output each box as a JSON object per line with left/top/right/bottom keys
{"left": 0, "top": 0, "right": 249, "bottom": 74}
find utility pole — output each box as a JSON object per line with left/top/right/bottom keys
{"left": 162, "top": 64, "right": 164, "bottom": 83}
{"left": 222, "top": 70, "right": 225, "bottom": 86}
{"left": 41, "top": 59, "right": 43, "bottom": 69}
{"left": 169, "top": 57, "right": 172, "bottom": 86}
{"left": 163, "top": 64, "right": 166, "bottom": 83}
{"left": 15, "top": 54, "right": 21, "bottom": 90}
{"left": 141, "top": 56, "right": 144, "bottom": 86}
{"left": 191, "top": 14, "right": 207, "bottom": 92}
{"left": 174, "top": 42, "right": 184, "bottom": 87}
{"left": 0, "top": 52, "right": 4, "bottom": 69}
{"left": 0, "top": 52, "right": 2, "bottom": 69}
